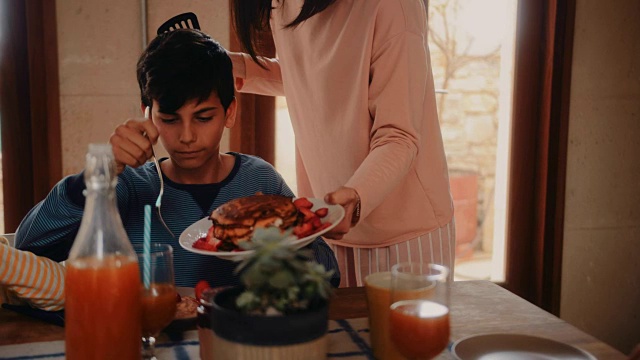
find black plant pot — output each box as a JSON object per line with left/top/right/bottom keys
{"left": 208, "top": 286, "right": 329, "bottom": 360}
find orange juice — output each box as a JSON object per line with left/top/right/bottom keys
{"left": 141, "top": 283, "right": 177, "bottom": 335}
{"left": 65, "top": 255, "right": 141, "bottom": 360}
{"left": 365, "top": 272, "right": 434, "bottom": 360}
{"left": 389, "top": 300, "right": 450, "bottom": 359}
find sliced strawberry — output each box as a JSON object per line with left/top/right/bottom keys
{"left": 299, "top": 229, "right": 316, "bottom": 238}
{"left": 193, "top": 237, "right": 217, "bottom": 251}
{"left": 316, "top": 222, "right": 332, "bottom": 231}
{"left": 293, "top": 197, "right": 313, "bottom": 209}
{"left": 311, "top": 216, "right": 322, "bottom": 229}
{"left": 299, "top": 207, "right": 317, "bottom": 222}
{"left": 195, "top": 280, "right": 211, "bottom": 302}
{"left": 293, "top": 222, "right": 313, "bottom": 237}
{"left": 314, "top": 207, "right": 328, "bottom": 218}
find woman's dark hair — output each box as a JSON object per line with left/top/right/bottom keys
{"left": 232, "top": 0, "right": 336, "bottom": 64}
{"left": 137, "top": 29, "right": 235, "bottom": 113}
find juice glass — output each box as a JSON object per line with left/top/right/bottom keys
{"left": 65, "top": 255, "right": 142, "bottom": 360}
{"left": 135, "top": 244, "right": 176, "bottom": 360}
{"left": 365, "top": 271, "right": 405, "bottom": 360}
{"left": 389, "top": 263, "right": 450, "bottom": 360}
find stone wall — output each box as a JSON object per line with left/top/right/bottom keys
{"left": 428, "top": 10, "right": 503, "bottom": 254}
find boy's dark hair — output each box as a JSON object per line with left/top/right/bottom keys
{"left": 137, "top": 29, "right": 235, "bottom": 113}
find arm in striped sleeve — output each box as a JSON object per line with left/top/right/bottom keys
{"left": 0, "top": 242, "right": 65, "bottom": 311}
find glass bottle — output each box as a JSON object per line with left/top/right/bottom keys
{"left": 65, "top": 144, "right": 141, "bottom": 360}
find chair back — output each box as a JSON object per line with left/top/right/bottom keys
{"left": 1, "top": 233, "right": 15, "bottom": 247}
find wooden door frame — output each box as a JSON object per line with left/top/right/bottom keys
{"left": 0, "top": 0, "right": 62, "bottom": 232}
{"left": 227, "top": 3, "right": 276, "bottom": 165}
{"left": 504, "top": 0, "right": 576, "bottom": 314}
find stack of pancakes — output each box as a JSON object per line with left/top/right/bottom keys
{"left": 209, "top": 194, "right": 300, "bottom": 251}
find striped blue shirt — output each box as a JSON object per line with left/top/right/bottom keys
{"left": 15, "top": 153, "right": 340, "bottom": 288}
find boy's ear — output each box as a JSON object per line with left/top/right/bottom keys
{"left": 140, "top": 103, "right": 152, "bottom": 120}
{"left": 224, "top": 98, "right": 237, "bottom": 129}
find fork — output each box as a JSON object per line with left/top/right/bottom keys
{"left": 144, "top": 107, "right": 175, "bottom": 238}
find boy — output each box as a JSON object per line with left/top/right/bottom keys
{"left": 15, "top": 29, "right": 340, "bottom": 289}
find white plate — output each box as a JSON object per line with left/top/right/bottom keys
{"left": 451, "top": 333, "right": 596, "bottom": 360}
{"left": 179, "top": 197, "right": 345, "bottom": 261}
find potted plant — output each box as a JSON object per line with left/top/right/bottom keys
{"left": 209, "top": 228, "right": 334, "bottom": 360}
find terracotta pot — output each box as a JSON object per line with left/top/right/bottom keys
{"left": 205, "top": 286, "right": 329, "bottom": 360}
{"left": 449, "top": 171, "right": 479, "bottom": 259}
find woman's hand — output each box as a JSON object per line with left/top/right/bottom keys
{"left": 323, "top": 186, "right": 360, "bottom": 240}
{"left": 109, "top": 114, "right": 159, "bottom": 175}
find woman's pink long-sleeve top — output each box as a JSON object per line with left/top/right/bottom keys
{"left": 230, "top": 0, "right": 453, "bottom": 248}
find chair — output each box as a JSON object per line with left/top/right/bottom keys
{"left": 2, "top": 233, "right": 15, "bottom": 247}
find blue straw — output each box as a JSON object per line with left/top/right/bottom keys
{"left": 143, "top": 205, "right": 151, "bottom": 289}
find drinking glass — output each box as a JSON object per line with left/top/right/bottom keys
{"left": 365, "top": 271, "right": 406, "bottom": 360}
{"left": 390, "top": 263, "right": 450, "bottom": 360}
{"left": 135, "top": 244, "right": 177, "bottom": 360}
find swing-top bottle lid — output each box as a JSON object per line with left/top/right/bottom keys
{"left": 88, "top": 143, "right": 113, "bottom": 155}
{"left": 84, "top": 143, "right": 117, "bottom": 190}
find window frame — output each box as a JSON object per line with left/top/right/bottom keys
{"left": 0, "top": 0, "right": 62, "bottom": 232}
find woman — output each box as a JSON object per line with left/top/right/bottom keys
{"left": 229, "top": 0, "right": 454, "bottom": 286}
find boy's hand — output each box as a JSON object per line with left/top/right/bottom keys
{"left": 323, "top": 187, "right": 360, "bottom": 240}
{"left": 109, "top": 114, "right": 159, "bottom": 175}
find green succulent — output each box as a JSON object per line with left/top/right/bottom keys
{"left": 234, "top": 227, "right": 334, "bottom": 315}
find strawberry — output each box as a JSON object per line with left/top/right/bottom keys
{"left": 314, "top": 208, "right": 328, "bottom": 218}
{"left": 311, "top": 216, "right": 322, "bottom": 229}
{"left": 293, "top": 197, "right": 313, "bottom": 209}
{"left": 193, "top": 237, "right": 217, "bottom": 251}
{"left": 293, "top": 222, "right": 313, "bottom": 237}
{"left": 299, "top": 207, "right": 316, "bottom": 222}
{"left": 316, "top": 222, "right": 332, "bottom": 231}
{"left": 195, "top": 280, "right": 211, "bottom": 302}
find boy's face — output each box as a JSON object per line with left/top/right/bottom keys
{"left": 149, "top": 92, "right": 236, "bottom": 172}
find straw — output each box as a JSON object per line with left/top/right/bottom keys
{"left": 143, "top": 204, "right": 151, "bottom": 289}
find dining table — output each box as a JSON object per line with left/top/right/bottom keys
{"left": 0, "top": 280, "right": 626, "bottom": 359}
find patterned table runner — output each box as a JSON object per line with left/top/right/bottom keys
{"left": 0, "top": 318, "right": 374, "bottom": 360}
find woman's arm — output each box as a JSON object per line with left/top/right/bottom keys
{"left": 229, "top": 52, "right": 285, "bottom": 96}
{"left": 343, "top": 1, "right": 431, "bottom": 221}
